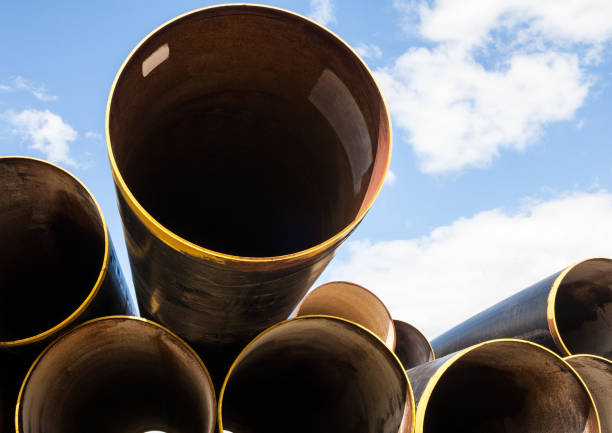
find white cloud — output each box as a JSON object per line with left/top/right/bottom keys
{"left": 3, "top": 109, "right": 78, "bottom": 166}
{"left": 12, "top": 76, "right": 57, "bottom": 101}
{"left": 380, "top": 0, "right": 612, "bottom": 174}
{"left": 355, "top": 43, "right": 383, "bottom": 60}
{"left": 384, "top": 169, "right": 397, "bottom": 186}
{"left": 308, "top": 0, "right": 335, "bottom": 27}
{"left": 321, "top": 191, "right": 612, "bottom": 338}
{"left": 85, "top": 131, "right": 103, "bottom": 141}
{"left": 0, "top": 84, "right": 10, "bottom": 92}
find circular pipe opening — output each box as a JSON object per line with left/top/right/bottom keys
{"left": 220, "top": 316, "right": 411, "bottom": 433}
{"left": 553, "top": 258, "right": 612, "bottom": 357}
{"left": 17, "top": 317, "right": 216, "bottom": 433}
{"left": 420, "top": 341, "right": 598, "bottom": 433}
{"left": 0, "top": 157, "right": 107, "bottom": 344}
{"left": 107, "top": 5, "right": 390, "bottom": 259}
{"left": 393, "top": 320, "right": 434, "bottom": 370}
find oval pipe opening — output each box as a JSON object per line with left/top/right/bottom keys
{"left": 17, "top": 317, "right": 216, "bottom": 433}
{"left": 220, "top": 316, "right": 412, "bottom": 433}
{"left": 0, "top": 157, "right": 106, "bottom": 344}
{"left": 393, "top": 320, "right": 434, "bottom": 370}
{"left": 107, "top": 5, "right": 390, "bottom": 259}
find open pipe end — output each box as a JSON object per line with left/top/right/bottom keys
{"left": 393, "top": 320, "right": 434, "bottom": 370}
{"left": 219, "top": 316, "right": 412, "bottom": 433}
{"left": 417, "top": 340, "right": 599, "bottom": 433}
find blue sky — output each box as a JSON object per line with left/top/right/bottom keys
{"left": 2, "top": 0, "right": 612, "bottom": 338}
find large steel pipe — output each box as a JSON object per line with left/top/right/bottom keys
{"left": 219, "top": 316, "right": 413, "bottom": 433}
{"left": 394, "top": 320, "right": 434, "bottom": 370}
{"left": 566, "top": 355, "right": 612, "bottom": 433}
{"left": 408, "top": 339, "right": 600, "bottom": 433}
{"left": 106, "top": 4, "right": 391, "bottom": 379}
{"left": 16, "top": 316, "right": 216, "bottom": 433}
{"left": 295, "top": 281, "right": 396, "bottom": 348}
{"left": 0, "top": 157, "right": 135, "bottom": 432}
{"left": 432, "top": 257, "right": 612, "bottom": 358}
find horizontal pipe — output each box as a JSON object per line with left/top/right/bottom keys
{"left": 219, "top": 315, "right": 413, "bottom": 433}
{"left": 408, "top": 339, "right": 600, "bottom": 433}
{"left": 16, "top": 316, "right": 216, "bottom": 433}
{"left": 393, "top": 320, "right": 434, "bottom": 370}
{"left": 432, "top": 257, "right": 612, "bottom": 358}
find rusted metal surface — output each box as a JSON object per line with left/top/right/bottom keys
{"left": 408, "top": 339, "right": 600, "bottom": 433}
{"left": 432, "top": 258, "right": 612, "bottom": 358}
{"left": 219, "top": 315, "right": 413, "bottom": 433}
{"left": 106, "top": 4, "right": 391, "bottom": 383}
{"left": 394, "top": 320, "right": 434, "bottom": 370}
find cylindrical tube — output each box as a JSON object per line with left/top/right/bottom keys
{"left": 432, "top": 257, "right": 612, "bottom": 358}
{"left": 566, "top": 355, "right": 612, "bottom": 433}
{"left": 219, "top": 315, "right": 413, "bottom": 433}
{"left": 0, "top": 157, "right": 136, "bottom": 432}
{"left": 393, "top": 320, "right": 434, "bottom": 370}
{"left": 408, "top": 339, "right": 600, "bottom": 433}
{"left": 295, "top": 281, "right": 396, "bottom": 348}
{"left": 16, "top": 316, "right": 216, "bottom": 433}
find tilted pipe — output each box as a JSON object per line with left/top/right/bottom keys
{"left": 219, "top": 315, "right": 413, "bottom": 433}
{"left": 432, "top": 258, "right": 612, "bottom": 358}
{"left": 393, "top": 320, "right": 434, "bottom": 370}
{"left": 16, "top": 316, "right": 216, "bottom": 433}
{"left": 0, "top": 157, "right": 135, "bottom": 432}
{"left": 566, "top": 355, "right": 612, "bottom": 433}
{"left": 295, "top": 281, "right": 396, "bottom": 348}
{"left": 408, "top": 339, "right": 600, "bottom": 433}
{"left": 106, "top": 4, "right": 391, "bottom": 384}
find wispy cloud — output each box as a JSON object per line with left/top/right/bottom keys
{"left": 12, "top": 76, "right": 57, "bottom": 101}
{"left": 384, "top": 169, "right": 397, "bottom": 186}
{"left": 355, "top": 43, "right": 383, "bottom": 60}
{"left": 309, "top": 0, "right": 335, "bottom": 27}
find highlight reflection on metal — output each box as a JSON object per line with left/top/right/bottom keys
{"left": 218, "top": 315, "right": 413, "bottom": 433}
{"left": 0, "top": 157, "right": 136, "bottom": 432}
{"left": 393, "top": 320, "right": 434, "bottom": 370}
{"left": 432, "top": 258, "right": 612, "bottom": 358}
{"left": 16, "top": 316, "right": 216, "bottom": 433}
{"left": 566, "top": 355, "right": 612, "bottom": 433}
{"left": 295, "top": 281, "right": 396, "bottom": 348}
{"left": 105, "top": 4, "right": 391, "bottom": 379}
{"left": 408, "top": 339, "right": 600, "bottom": 433}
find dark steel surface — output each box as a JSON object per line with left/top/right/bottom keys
{"left": 393, "top": 320, "right": 434, "bottom": 370}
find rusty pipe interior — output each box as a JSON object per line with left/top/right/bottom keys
{"left": 107, "top": 5, "right": 390, "bottom": 258}
{"left": 413, "top": 340, "right": 599, "bottom": 433}
{"left": 295, "top": 281, "right": 396, "bottom": 348}
{"left": 17, "top": 316, "right": 216, "bottom": 433}
{"left": 393, "top": 319, "right": 434, "bottom": 370}
{"left": 220, "top": 316, "right": 412, "bottom": 433}
{"left": 0, "top": 157, "right": 106, "bottom": 343}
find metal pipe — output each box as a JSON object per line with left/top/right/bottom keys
{"left": 408, "top": 339, "right": 600, "bottom": 433}
{"left": 106, "top": 4, "right": 391, "bottom": 383}
{"left": 16, "top": 316, "right": 216, "bottom": 433}
{"left": 295, "top": 281, "right": 396, "bottom": 348}
{"left": 393, "top": 320, "right": 434, "bottom": 370}
{"left": 432, "top": 257, "right": 612, "bottom": 358}
{"left": 566, "top": 355, "right": 612, "bottom": 433}
{"left": 218, "top": 315, "right": 413, "bottom": 433}
{"left": 0, "top": 157, "right": 136, "bottom": 432}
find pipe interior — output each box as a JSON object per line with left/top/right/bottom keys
{"left": 297, "top": 282, "right": 395, "bottom": 347}
{"left": 18, "top": 318, "right": 215, "bottom": 433}
{"left": 555, "top": 258, "right": 612, "bottom": 358}
{"left": 423, "top": 342, "right": 597, "bottom": 433}
{"left": 109, "top": 5, "right": 389, "bottom": 257}
{"left": 0, "top": 158, "right": 105, "bottom": 342}
{"left": 221, "top": 317, "right": 409, "bottom": 433}
{"left": 394, "top": 320, "right": 433, "bottom": 370}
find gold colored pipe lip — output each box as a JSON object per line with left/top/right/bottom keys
{"left": 565, "top": 354, "right": 612, "bottom": 364}
{"left": 15, "top": 315, "right": 217, "bottom": 433}
{"left": 412, "top": 338, "right": 602, "bottom": 433}
{"left": 546, "top": 257, "right": 612, "bottom": 356}
{"left": 105, "top": 3, "right": 392, "bottom": 265}
{"left": 217, "top": 314, "right": 415, "bottom": 433}
{"left": 0, "top": 156, "right": 110, "bottom": 348}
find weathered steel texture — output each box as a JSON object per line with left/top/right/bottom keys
{"left": 16, "top": 316, "right": 216, "bottom": 433}
{"left": 407, "top": 340, "right": 600, "bottom": 433}
{"left": 106, "top": 4, "right": 391, "bottom": 384}
{"left": 432, "top": 258, "right": 612, "bottom": 359}
{"left": 393, "top": 320, "right": 434, "bottom": 370}
{"left": 219, "top": 315, "right": 413, "bottom": 433}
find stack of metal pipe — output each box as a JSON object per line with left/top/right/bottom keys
{"left": 1, "top": 4, "right": 610, "bottom": 433}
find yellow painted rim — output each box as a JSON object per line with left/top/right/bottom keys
{"left": 217, "top": 314, "right": 415, "bottom": 433}
{"left": 565, "top": 354, "right": 612, "bottom": 365}
{"left": 105, "top": 3, "right": 392, "bottom": 265}
{"left": 413, "top": 338, "right": 602, "bottom": 433}
{"left": 15, "top": 315, "right": 217, "bottom": 433}
{"left": 0, "top": 156, "right": 110, "bottom": 347}
{"left": 547, "top": 257, "right": 612, "bottom": 357}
